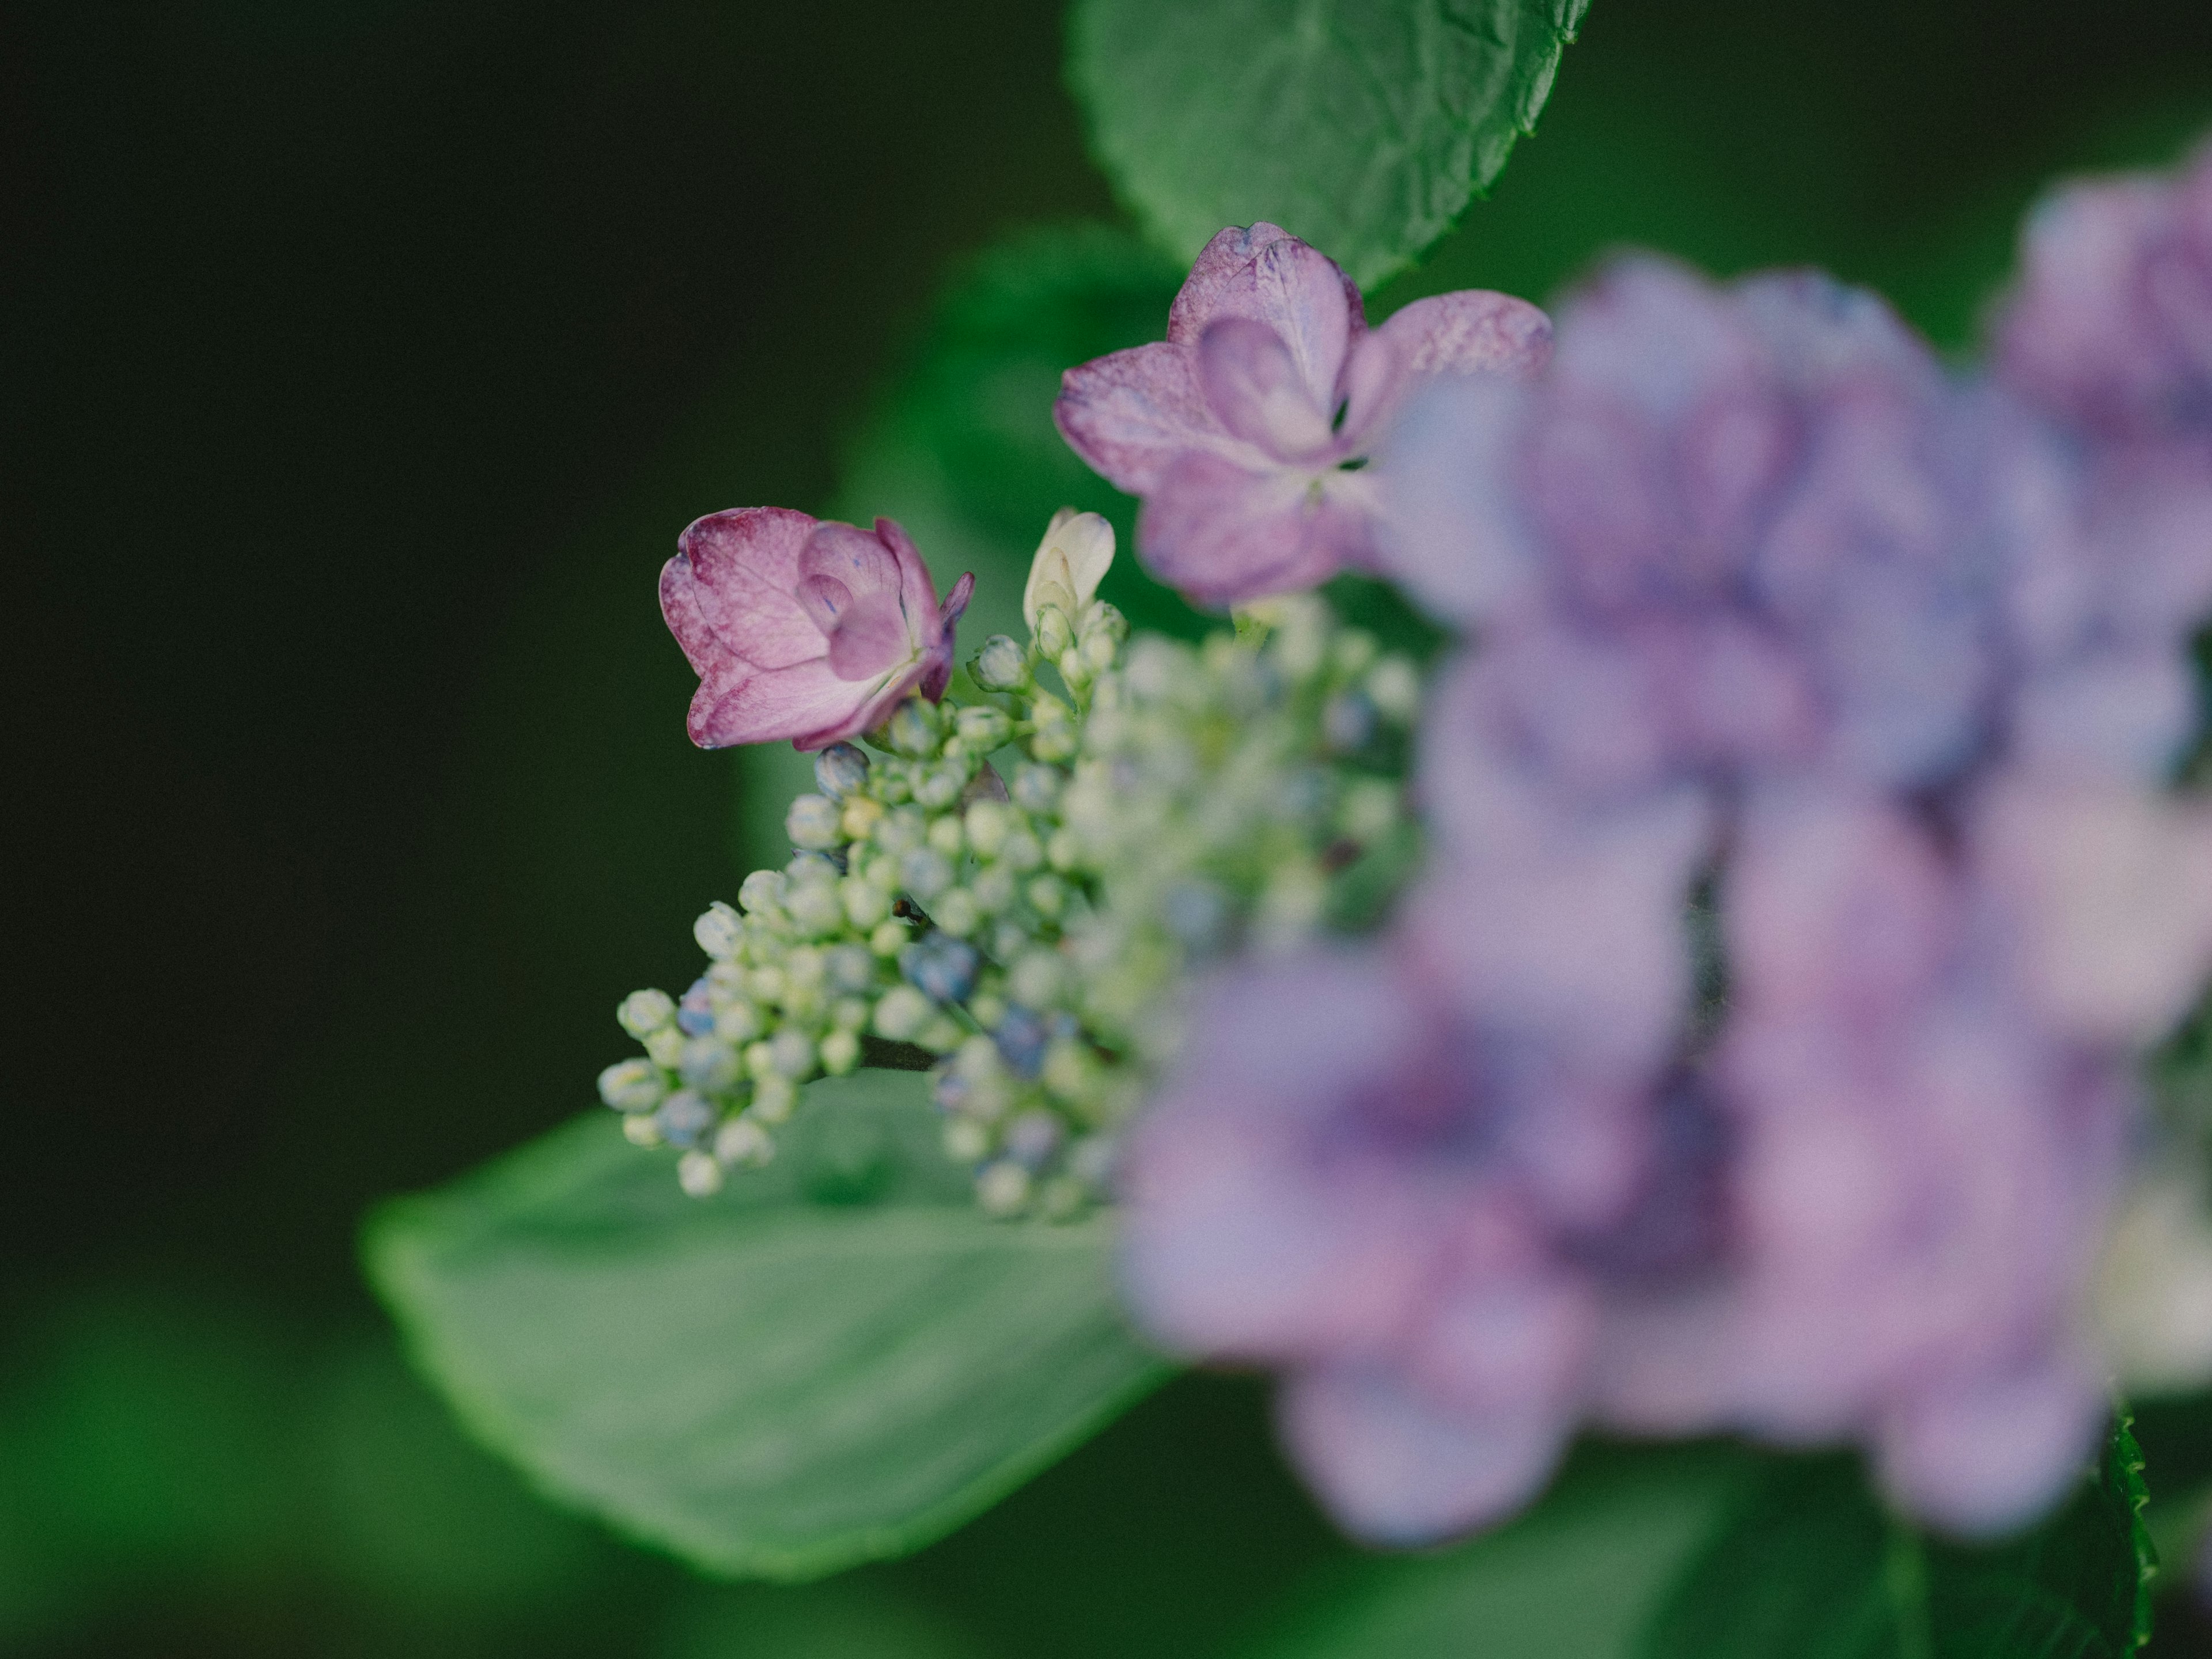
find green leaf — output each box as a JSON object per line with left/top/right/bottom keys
{"left": 1246, "top": 1440, "right": 1759, "bottom": 1659}
{"left": 363, "top": 1071, "right": 1173, "bottom": 1581}
{"left": 1068, "top": 0, "right": 1589, "bottom": 290}
{"left": 831, "top": 221, "right": 1203, "bottom": 645}
{"left": 1635, "top": 1419, "right": 2158, "bottom": 1659}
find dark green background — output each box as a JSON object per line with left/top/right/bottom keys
{"left": 7, "top": 1, "right": 2212, "bottom": 1653}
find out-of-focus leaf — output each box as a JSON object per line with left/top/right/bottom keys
{"left": 831, "top": 221, "right": 1200, "bottom": 645}
{"left": 1636, "top": 1419, "right": 2157, "bottom": 1659}
{"left": 1068, "top": 0, "right": 1588, "bottom": 290}
{"left": 363, "top": 1071, "right": 1173, "bottom": 1581}
{"left": 1245, "top": 1441, "right": 1758, "bottom": 1659}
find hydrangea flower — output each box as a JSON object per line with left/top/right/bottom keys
{"left": 1055, "top": 222, "right": 1550, "bottom": 605}
{"left": 660, "top": 507, "right": 974, "bottom": 751}
{"left": 1992, "top": 140, "right": 2212, "bottom": 442}
{"left": 1119, "top": 948, "right": 1622, "bottom": 1543}
{"left": 1122, "top": 236, "right": 2212, "bottom": 1543}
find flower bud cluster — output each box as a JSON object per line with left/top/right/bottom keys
{"left": 601, "top": 577, "right": 1418, "bottom": 1217}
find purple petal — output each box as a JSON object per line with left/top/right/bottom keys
{"left": 1167, "top": 224, "right": 1363, "bottom": 414}
{"left": 1198, "top": 317, "right": 1338, "bottom": 460}
{"left": 1139, "top": 449, "right": 1374, "bottom": 605}
{"left": 686, "top": 654, "right": 866, "bottom": 751}
{"left": 1873, "top": 1355, "right": 2108, "bottom": 1536}
{"left": 1278, "top": 1366, "right": 1571, "bottom": 1546}
{"left": 822, "top": 585, "right": 911, "bottom": 681}
{"left": 1054, "top": 340, "right": 1220, "bottom": 496}
{"left": 1342, "top": 290, "right": 1554, "bottom": 440}
{"left": 792, "top": 571, "right": 854, "bottom": 636}
{"left": 800, "top": 519, "right": 903, "bottom": 599}
{"left": 668, "top": 507, "right": 826, "bottom": 672}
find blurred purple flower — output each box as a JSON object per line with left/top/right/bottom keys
{"left": 1121, "top": 947, "right": 1636, "bottom": 1543}
{"left": 1993, "top": 141, "right": 2212, "bottom": 442}
{"left": 660, "top": 507, "right": 973, "bottom": 752}
{"left": 1055, "top": 222, "right": 1550, "bottom": 606}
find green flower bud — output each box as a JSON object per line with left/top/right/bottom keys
{"left": 713, "top": 999, "right": 764, "bottom": 1044}
{"left": 1036, "top": 604, "right": 1074, "bottom": 660}
{"left": 1009, "top": 949, "right": 1065, "bottom": 1007}
{"left": 927, "top": 814, "right": 965, "bottom": 857}
{"left": 1366, "top": 655, "right": 1422, "bottom": 722}
{"left": 622, "top": 1113, "right": 665, "bottom": 1147}
{"left": 1079, "top": 630, "right": 1118, "bottom": 675}
{"left": 786, "top": 793, "right": 843, "bottom": 850}
{"left": 972, "top": 635, "right": 1031, "bottom": 692}
{"left": 745, "top": 964, "right": 787, "bottom": 1003}
{"left": 965, "top": 800, "right": 1011, "bottom": 858}
{"left": 1026, "top": 874, "right": 1067, "bottom": 919}
{"left": 885, "top": 696, "right": 941, "bottom": 757}
{"left": 1012, "top": 764, "right": 1064, "bottom": 812}
{"left": 752, "top": 1074, "right": 797, "bottom": 1123}
{"left": 617, "top": 988, "right": 676, "bottom": 1039}
{"left": 820, "top": 1028, "right": 861, "bottom": 1074}
{"left": 597, "top": 1058, "right": 665, "bottom": 1113}
{"left": 1001, "top": 830, "right": 1045, "bottom": 872}
{"left": 679, "top": 1036, "right": 741, "bottom": 1092}
{"left": 869, "top": 919, "right": 908, "bottom": 957}
{"left": 1056, "top": 646, "right": 1092, "bottom": 692}
{"left": 767, "top": 1028, "right": 815, "bottom": 1079}
{"left": 900, "top": 847, "right": 953, "bottom": 900}
{"left": 972, "top": 864, "right": 1018, "bottom": 914}
{"left": 1047, "top": 829, "right": 1082, "bottom": 872}
{"left": 831, "top": 995, "right": 871, "bottom": 1031}
{"left": 956, "top": 706, "right": 1013, "bottom": 752}
{"left": 784, "top": 880, "right": 843, "bottom": 937}
{"left": 943, "top": 1118, "right": 992, "bottom": 1164}
{"left": 643, "top": 1025, "right": 687, "bottom": 1069}
{"left": 933, "top": 888, "right": 980, "bottom": 937}
{"left": 914, "top": 763, "right": 967, "bottom": 810}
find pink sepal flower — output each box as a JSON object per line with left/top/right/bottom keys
{"left": 1054, "top": 222, "right": 1550, "bottom": 605}
{"left": 660, "top": 507, "right": 974, "bottom": 751}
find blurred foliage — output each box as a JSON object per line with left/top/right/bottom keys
{"left": 12, "top": 0, "right": 2212, "bottom": 1654}
{"left": 368, "top": 1073, "right": 1168, "bottom": 1582}
{"left": 1640, "top": 1422, "right": 2156, "bottom": 1659}
{"left": 1068, "top": 0, "right": 1587, "bottom": 288}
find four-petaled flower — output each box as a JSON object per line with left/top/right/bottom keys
{"left": 1055, "top": 222, "right": 1552, "bottom": 607}
{"left": 661, "top": 507, "right": 974, "bottom": 751}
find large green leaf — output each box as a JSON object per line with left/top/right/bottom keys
{"left": 1635, "top": 1419, "right": 2158, "bottom": 1659}
{"left": 363, "top": 1073, "right": 1173, "bottom": 1581}
{"left": 1068, "top": 0, "right": 1589, "bottom": 290}
{"left": 1245, "top": 1441, "right": 1758, "bottom": 1659}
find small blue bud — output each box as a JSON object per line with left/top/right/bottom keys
{"left": 676, "top": 978, "right": 715, "bottom": 1036}
{"left": 885, "top": 697, "right": 941, "bottom": 757}
{"left": 679, "top": 1036, "right": 740, "bottom": 1092}
{"left": 932, "top": 1068, "right": 971, "bottom": 1113}
{"left": 1004, "top": 1109, "right": 1065, "bottom": 1172}
{"left": 813, "top": 741, "right": 871, "bottom": 798}
{"left": 655, "top": 1089, "right": 717, "bottom": 1149}
{"left": 1011, "top": 764, "right": 1063, "bottom": 812}
{"left": 972, "top": 635, "right": 1030, "bottom": 692}
{"left": 1323, "top": 688, "right": 1377, "bottom": 752}
{"left": 902, "top": 934, "right": 980, "bottom": 1005}
{"left": 993, "top": 1003, "right": 1050, "bottom": 1078}
{"left": 1162, "top": 881, "right": 1229, "bottom": 950}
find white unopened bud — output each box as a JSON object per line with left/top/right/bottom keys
{"left": 786, "top": 794, "right": 843, "bottom": 851}
{"left": 692, "top": 902, "right": 743, "bottom": 960}
{"left": 738, "top": 869, "right": 789, "bottom": 916}
{"left": 714, "top": 1116, "right": 776, "bottom": 1167}
{"left": 943, "top": 1118, "right": 992, "bottom": 1163}
{"left": 1023, "top": 509, "right": 1114, "bottom": 633}
{"left": 618, "top": 988, "right": 676, "bottom": 1039}
{"left": 956, "top": 705, "right": 1013, "bottom": 751}
{"left": 643, "top": 1026, "right": 687, "bottom": 1069}
{"left": 677, "top": 1150, "right": 725, "bottom": 1198}
{"left": 873, "top": 984, "right": 933, "bottom": 1040}
{"left": 597, "top": 1059, "right": 665, "bottom": 1113}
{"left": 623, "top": 1113, "right": 665, "bottom": 1147}
{"left": 767, "top": 1028, "right": 815, "bottom": 1079}
{"left": 1366, "top": 656, "right": 1422, "bottom": 722}
{"left": 933, "top": 888, "right": 980, "bottom": 937}
{"left": 1035, "top": 605, "right": 1075, "bottom": 662}
{"left": 975, "top": 1161, "right": 1032, "bottom": 1217}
